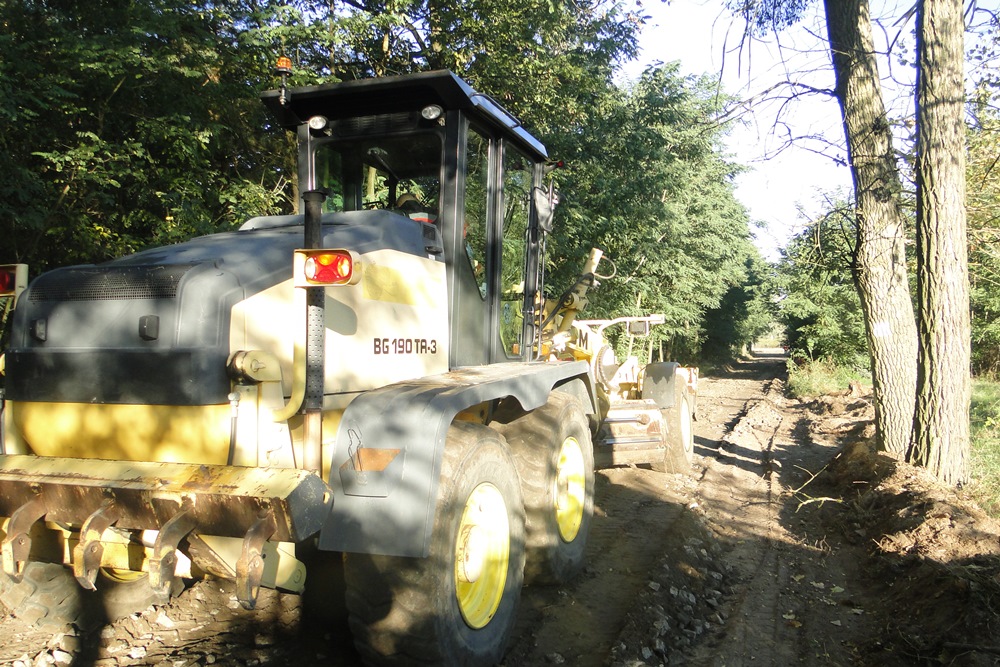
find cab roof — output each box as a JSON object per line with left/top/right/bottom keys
{"left": 260, "top": 70, "right": 547, "bottom": 160}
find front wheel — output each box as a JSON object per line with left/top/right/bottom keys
{"left": 344, "top": 422, "right": 526, "bottom": 666}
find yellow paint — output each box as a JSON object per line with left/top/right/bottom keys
{"left": 10, "top": 401, "right": 231, "bottom": 464}
{"left": 232, "top": 249, "right": 449, "bottom": 399}
{"left": 454, "top": 482, "right": 510, "bottom": 629}
{"left": 362, "top": 258, "right": 442, "bottom": 306}
{"left": 555, "top": 436, "right": 586, "bottom": 542}
{"left": 363, "top": 262, "right": 416, "bottom": 304}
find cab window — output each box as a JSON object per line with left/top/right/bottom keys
{"left": 314, "top": 132, "right": 441, "bottom": 216}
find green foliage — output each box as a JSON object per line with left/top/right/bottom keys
{"left": 786, "top": 358, "right": 869, "bottom": 399}
{"left": 544, "top": 65, "right": 759, "bottom": 362}
{"left": 701, "top": 254, "right": 779, "bottom": 359}
{"left": 724, "top": 0, "right": 815, "bottom": 35}
{"left": 966, "top": 101, "right": 1000, "bottom": 376}
{"left": 0, "top": 0, "right": 291, "bottom": 271}
{"left": 777, "top": 203, "right": 868, "bottom": 370}
{"left": 969, "top": 379, "right": 1000, "bottom": 517}
{"left": 0, "top": 0, "right": 762, "bottom": 367}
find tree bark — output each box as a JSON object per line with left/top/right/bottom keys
{"left": 912, "top": 0, "right": 970, "bottom": 485}
{"left": 822, "top": 0, "right": 919, "bottom": 459}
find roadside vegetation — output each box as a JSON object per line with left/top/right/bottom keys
{"left": 971, "top": 380, "right": 1000, "bottom": 517}
{"left": 0, "top": 1, "right": 994, "bottom": 491}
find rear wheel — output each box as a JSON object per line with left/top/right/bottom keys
{"left": 344, "top": 422, "right": 526, "bottom": 666}
{"left": 498, "top": 392, "right": 594, "bottom": 585}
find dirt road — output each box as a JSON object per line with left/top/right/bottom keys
{"left": 4, "top": 352, "right": 999, "bottom": 666}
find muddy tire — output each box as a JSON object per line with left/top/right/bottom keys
{"left": 343, "top": 422, "right": 526, "bottom": 666}
{"left": 0, "top": 564, "right": 183, "bottom": 630}
{"left": 97, "top": 570, "right": 184, "bottom": 622}
{"left": 0, "top": 562, "right": 89, "bottom": 630}
{"left": 657, "top": 390, "right": 694, "bottom": 474}
{"left": 498, "top": 392, "right": 594, "bottom": 585}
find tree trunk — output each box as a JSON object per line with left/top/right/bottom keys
{"left": 823, "top": 0, "right": 919, "bottom": 458}
{"left": 911, "top": 0, "right": 970, "bottom": 485}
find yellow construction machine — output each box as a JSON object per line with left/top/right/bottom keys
{"left": 0, "top": 70, "right": 696, "bottom": 665}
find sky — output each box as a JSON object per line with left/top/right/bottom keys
{"left": 621, "top": 0, "right": 856, "bottom": 261}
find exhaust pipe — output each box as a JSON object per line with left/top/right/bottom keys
{"left": 302, "top": 189, "right": 327, "bottom": 474}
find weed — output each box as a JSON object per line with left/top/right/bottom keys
{"left": 786, "top": 358, "right": 869, "bottom": 399}
{"left": 970, "top": 379, "right": 1000, "bottom": 517}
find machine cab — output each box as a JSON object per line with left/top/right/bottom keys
{"left": 262, "top": 71, "right": 552, "bottom": 369}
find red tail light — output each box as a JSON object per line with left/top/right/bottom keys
{"left": 0, "top": 264, "right": 27, "bottom": 298}
{"left": 294, "top": 250, "right": 360, "bottom": 287}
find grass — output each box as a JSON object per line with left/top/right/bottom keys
{"left": 786, "top": 358, "right": 871, "bottom": 399}
{"left": 970, "top": 379, "right": 1000, "bottom": 517}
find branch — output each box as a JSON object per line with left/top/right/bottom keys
{"left": 795, "top": 496, "right": 843, "bottom": 510}
{"left": 942, "top": 642, "right": 1000, "bottom": 656}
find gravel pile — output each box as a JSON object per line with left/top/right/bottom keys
{"left": 607, "top": 512, "right": 731, "bottom": 667}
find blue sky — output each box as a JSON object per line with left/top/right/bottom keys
{"left": 621, "top": 0, "right": 855, "bottom": 260}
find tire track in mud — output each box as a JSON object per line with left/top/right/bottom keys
{"left": 1, "top": 353, "right": 804, "bottom": 667}
{"left": 503, "top": 466, "right": 699, "bottom": 666}
{"left": 688, "top": 386, "right": 797, "bottom": 667}
{"left": 685, "top": 363, "right": 880, "bottom": 667}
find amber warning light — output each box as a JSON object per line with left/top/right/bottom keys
{"left": 0, "top": 264, "right": 27, "bottom": 299}
{"left": 294, "top": 249, "right": 361, "bottom": 287}
{"left": 275, "top": 56, "right": 293, "bottom": 75}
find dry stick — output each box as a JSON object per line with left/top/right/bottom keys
{"left": 790, "top": 462, "right": 840, "bottom": 511}
{"left": 796, "top": 496, "right": 843, "bottom": 511}
{"left": 791, "top": 462, "right": 831, "bottom": 495}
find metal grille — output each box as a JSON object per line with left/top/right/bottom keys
{"left": 335, "top": 112, "right": 413, "bottom": 137}
{"left": 29, "top": 265, "right": 193, "bottom": 301}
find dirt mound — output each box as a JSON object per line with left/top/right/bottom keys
{"left": 815, "top": 400, "right": 1000, "bottom": 666}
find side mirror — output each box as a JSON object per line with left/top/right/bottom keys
{"left": 533, "top": 184, "right": 559, "bottom": 233}
{"left": 627, "top": 320, "right": 651, "bottom": 337}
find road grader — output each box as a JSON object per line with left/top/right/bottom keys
{"left": 0, "top": 70, "right": 696, "bottom": 665}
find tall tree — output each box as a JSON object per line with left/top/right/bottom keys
{"left": 727, "top": 0, "right": 919, "bottom": 458}
{"left": 544, "top": 66, "right": 757, "bottom": 360}
{"left": 911, "top": 0, "right": 970, "bottom": 484}
{"left": 963, "top": 16, "right": 1000, "bottom": 376}
{"left": 0, "top": 0, "right": 292, "bottom": 271}
{"left": 823, "top": 0, "right": 918, "bottom": 459}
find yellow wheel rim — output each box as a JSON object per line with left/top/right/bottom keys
{"left": 100, "top": 568, "right": 147, "bottom": 584}
{"left": 454, "top": 482, "right": 510, "bottom": 629}
{"left": 555, "top": 436, "right": 586, "bottom": 543}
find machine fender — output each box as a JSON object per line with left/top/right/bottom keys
{"left": 318, "top": 360, "right": 592, "bottom": 557}
{"left": 642, "top": 361, "right": 682, "bottom": 409}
